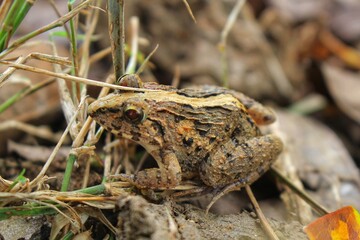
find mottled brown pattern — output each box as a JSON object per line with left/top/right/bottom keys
{"left": 88, "top": 75, "right": 283, "bottom": 189}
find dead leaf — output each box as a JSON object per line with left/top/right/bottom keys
{"left": 319, "top": 30, "right": 360, "bottom": 69}
{"left": 322, "top": 61, "right": 360, "bottom": 124}
{"left": 304, "top": 206, "right": 360, "bottom": 240}
{"left": 277, "top": 110, "right": 360, "bottom": 210}
{"left": 8, "top": 141, "right": 70, "bottom": 162}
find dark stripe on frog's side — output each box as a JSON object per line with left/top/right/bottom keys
{"left": 176, "top": 87, "right": 227, "bottom": 98}
{"left": 202, "top": 105, "right": 234, "bottom": 115}
{"left": 106, "top": 107, "right": 120, "bottom": 114}
{"left": 174, "top": 115, "right": 186, "bottom": 123}
{"left": 197, "top": 129, "right": 208, "bottom": 137}
{"left": 209, "top": 137, "right": 216, "bottom": 144}
{"left": 111, "top": 122, "right": 119, "bottom": 130}
{"left": 99, "top": 119, "right": 106, "bottom": 126}
{"left": 176, "top": 91, "right": 223, "bottom": 98}
{"left": 225, "top": 124, "right": 231, "bottom": 132}
{"left": 246, "top": 116, "right": 256, "bottom": 128}
{"left": 232, "top": 143, "right": 255, "bottom": 166}
{"left": 194, "top": 120, "right": 211, "bottom": 137}
{"left": 153, "top": 100, "right": 235, "bottom": 118}
{"left": 182, "top": 103, "right": 195, "bottom": 110}
{"left": 90, "top": 109, "right": 115, "bottom": 132}
{"left": 148, "top": 119, "right": 166, "bottom": 136}
{"left": 226, "top": 152, "right": 233, "bottom": 159}
{"left": 257, "top": 165, "right": 266, "bottom": 176}
{"left": 231, "top": 127, "right": 242, "bottom": 140}
{"left": 130, "top": 130, "right": 141, "bottom": 141}
{"left": 182, "top": 137, "right": 194, "bottom": 147}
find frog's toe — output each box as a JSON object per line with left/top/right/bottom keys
{"left": 205, "top": 180, "right": 247, "bottom": 214}
{"left": 117, "top": 173, "right": 136, "bottom": 185}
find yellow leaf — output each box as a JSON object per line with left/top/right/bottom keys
{"left": 304, "top": 206, "right": 360, "bottom": 240}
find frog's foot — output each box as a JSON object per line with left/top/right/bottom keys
{"left": 205, "top": 179, "right": 247, "bottom": 214}
{"left": 117, "top": 173, "right": 136, "bottom": 185}
{"left": 118, "top": 168, "right": 181, "bottom": 190}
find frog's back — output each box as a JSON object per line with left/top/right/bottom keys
{"left": 143, "top": 89, "right": 260, "bottom": 175}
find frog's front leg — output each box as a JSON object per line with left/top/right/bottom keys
{"left": 199, "top": 134, "right": 283, "bottom": 187}
{"left": 120, "top": 151, "right": 182, "bottom": 189}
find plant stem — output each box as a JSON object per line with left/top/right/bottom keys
{"left": 271, "top": 167, "right": 330, "bottom": 216}
{"left": 67, "top": 1, "right": 80, "bottom": 103}
{"left": 61, "top": 153, "right": 77, "bottom": 192}
{"left": 107, "top": 0, "right": 125, "bottom": 82}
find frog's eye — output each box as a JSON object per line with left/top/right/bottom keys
{"left": 118, "top": 74, "right": 142, "bottom": 88}
{"left": 124, "top": 105, "right": 145, "bottom": 123}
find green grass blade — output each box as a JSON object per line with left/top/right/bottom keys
{"left": 0, "top": 205, "right": 58, "bottom": 221}
{"left": 0, "top": 0, "right": 35, "bottom": 52}
{"left": 0, "top": 78, "right": 54, "bottom": 114}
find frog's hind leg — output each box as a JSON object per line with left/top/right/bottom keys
{"left": 200, "top": 134, "right": 283, "bottom": 187}
{"left": 201, "top": 134, "right": 283, "bottom": 213}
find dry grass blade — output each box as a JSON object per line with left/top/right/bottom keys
{"left": 245, "top": 185, "right": 280, "bottom": 240}
{"left": 73, "top": 74, "right": 116, "bottom": 149}
{"left": 79, "top": 0, "right": 102, "bottom": 78}
{"left": 0, "top": 1, "right": 12, "bottom": 25}
{"left": 0, "top": 44, "right": 71, "bottom": 87}
{"left": 136, "top": 44, "right": 159, "bottom": 74}
{"left": 241, "top": 4, "right": 294, "bottom": 98}
{"left": 48, "top": 0, "right": 71, "bottom": 38}
{"left": 84, "top": 207, "right": 118, "bottom": 234}
{"left": 50, "top": 39, "right": 78, "bottom": 138}
{"left": 182, "top": 0, "right": 197, "bottom": 23}
{"left": 218, "top": 0, "right": 246, "bottom": 87}
{"left": 126, "top": 16, "right": 139, "bottom": 74}
{"left": 219, "top": 0, "right": 245, "bottom": 48}
{"left": 0, "top": 60, "right": 161, "bottom": 92}
{"left": 29, "top": 98, "right": 86, "bottom": 189}
{"left": 0, "top": 56, "right": 25, "bottom": 87}
{"left": 30, "top": 52, "right": 72, "bottom": 66}
{"left": 30, "top": 197, "right": 81, "bottom": 229}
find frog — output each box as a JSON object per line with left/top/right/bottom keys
{"left": 88, "top": 74, "right": 283, "bottom": 192}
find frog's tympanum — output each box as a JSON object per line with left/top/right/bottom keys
{"left": 88, "top": 75, "right": 283, "bottom": 191}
